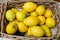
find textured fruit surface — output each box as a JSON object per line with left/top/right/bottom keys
{"left": 16, "top": 10, "right": 27, "bottom": 21}
{"left": 18, "top": 22, "right": 28, "bottom": 32}
{"left": 23, "top": 16, "right": 38, "bottom": 26}
{"left": 6, "top": 22, "right": 17, "bottom": 34}
{"left": 6, "top": 10, "right": 15, "bottom": 21}
{"left": 31, "top": 26, "right": 44, "bottom": 37}
{"left": 11, "top": 8, "right": 18, "bottom": 13}
{"left": 27, "top": 27, "right": 32, "bottom": 36}
{"left": 46, "top": 18, "right": 55, "bottom": 28}
{"left": 36, "top": 5, "right": 45, "bottom": 15}
{"left": 22, "top": 2, "right": 37, "bottom": 12}
{"left": 30, "top": 11, "right": 37, "bottom": 17}
{"left": 44, "top": 9, "right": 53, "bottom": 18}
{"left": 38, "top": 16, "right": 45, "bottom": 25}
{"left": 41, "top": 25, "right": 52, "bottom": 37}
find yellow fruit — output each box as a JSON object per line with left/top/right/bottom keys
{"left": 36, "top": 5, "right": 45, "bottom": 15}
{"left": 19, "top": 10, "right": 30, "bottom": 17}
{"left": 11, "top": 8, "right": 18, "bottom": 13}
{"left": 41, "top": 25, "right": 52, "bottom": 37}
{"left": 46, "top": 18, "right": 55, "bottom": 28}
{"left": 31, "top": 26, "right": 44, "bottom": 37}
{"left": 13, "top": 20, "right": 19, "bottom": 25}
{"left": 30, "top": 11, "right": 37, "bottom": 17}
{"left": 18, "top": 22, "right": 28, "bottom": 32}
{"left": 6, "top": 22, "right": 17, "bottom": 34}
{"left": 27, "top": 27, "right": 32, "bottom": 36}
{"left": 38, "top": 16, "right": 45, "bottom": 25}
{"left": 23, "top": 16, "right": 38, "bottom": 26}
{"left": 22, "top": 2, "right": 37, "bottom": 12}
{"left": 6, "top": 10, "right": 15, "bottom": 21}
{"left": 44, "top": 9, "right": 53, "bottom": 18}
{"left": 16, "top": 10, "right": 27, "bottom": 21}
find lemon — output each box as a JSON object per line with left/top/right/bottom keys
{"left": 23, "top": 16, "right": 38, "bottom": 26}
{"left": 27, "top": 27, "right": 32, "bottom": 36}
{"left": 22, "top": 2, "right": 37, "bottom": 12}
{"left": 30, "top": 11, "right": 37, "bottom": 17}
{"left": 31, "top": 26, "right": 44, "bottom": 37}
{"left": 38, "top": 16, "right": 45, "bottom": 25}
{"left": 36, "top": 5, "right": 45, "bottom": 15}
{"left": 6, "top": 22, "right": 17, "bottom": 34}
{"left": 11, "top": 20, "right": 19, "bottom": 25}
{"left": 16, "top": 10, "right": 27, "bottom": 21}
{"left": 44, "top": 9, "right": 53, "bottom": 18}
{"left": 6, "top": 10, "right": 15, "bottom": 21}
{"left": 46, "top": 18, "right": 55, "bottom": 28}
{"left": 19, "top": 10, "right": 30, "bottom": 17}
{"left": 41, "top": 25, "right": 51, "bottom": 37}
{"left": 11, "top": 8, "right": 18, "bottom": 13}
{"left": 18, "top": 22, "right": 28, "bottom": 32}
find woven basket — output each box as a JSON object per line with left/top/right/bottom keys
{"left": 1, "top": 1, "right": 60, "bottom": 40}
{"left": 0, "top": 2, "right": 3, "bottom": 36}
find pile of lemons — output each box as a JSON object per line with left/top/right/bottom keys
{"left": 5, "top": 2, "right": 56, "bottom": 37}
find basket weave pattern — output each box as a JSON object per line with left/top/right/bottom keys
{"left": 0, "top": 2, "right": 3, "bottom": 35}
{"left": 1, "top": 1, "right": 60, "bottom": 40}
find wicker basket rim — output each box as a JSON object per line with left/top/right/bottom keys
{"left": 1, "top": 1, "right": 60, "bottom": 40}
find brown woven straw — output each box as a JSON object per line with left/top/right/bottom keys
{"left": 0, "top": 2, "right": 3, "bottom": 36}
{"left": 1, "top": 1, "right": 60, "bottom": 40}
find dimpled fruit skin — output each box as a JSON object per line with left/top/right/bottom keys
{"left": 23, "top": 16, "right": 38, "bottom": 26}
{"left": 38, "top": 16, "right": 45, "bottom": 25}
{"left": 44, "top": 9, "right": 53, "bottom": 18}
{"left": 27, "top": 27, "right": 32, "bottom": 36}
{"left": 31, "top": 26, "right": 44, "bottom": 37}
{"left": 6, "top": 10, "right": 15, "bottom": 21}
{"left": 16, "top": 10, "right": 27, "bottom": 21}
{"left": 46, "top": 18, "right": 55, "bottom": 28}
{"left": 36, "top": 5, "right": 45, "bottom": 15}
{"left": 6, "top": 22, "right": 17, "bottom": 34}
{"left": 22, "top": 2, "right": 37, "bottom": 12}
{"left": 30, "top": 11, "right": 37, "bottom": 17}
{"left": 11, "top": 8, "right": 18, "bottom": 13}
{"left": 18, "top": 22, "right": 28, "bottom": 32}
{"left": 41, "top": 25, "right": 51, "bottom": 37}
